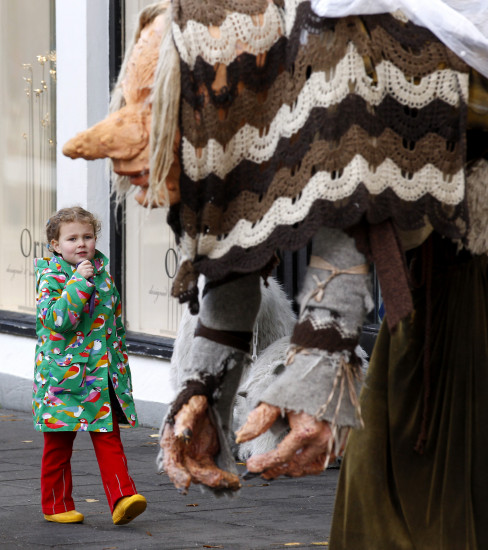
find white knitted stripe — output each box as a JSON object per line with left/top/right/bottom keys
{"left": 282, "top": 0, "right": 300, "bottom": 36}
{"left": 303, "top": 313, "right": 357, "bottom": 339}
{"left": 192, "top": 157, "right": 464, "bottom": 259}
{"left": 181, "top": 49, "right": 468, "bottom": 180}
{"left": 172, "top": 3, "right": 284, "bottom": 68}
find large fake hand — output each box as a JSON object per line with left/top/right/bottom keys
{"left": 160, "top": 395, "right": 241, "bottom": 494}
{"left": 236, "top": 403, "right": 341, "bottom": 479}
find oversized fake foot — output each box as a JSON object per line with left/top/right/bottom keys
{"left": 236, "top": 402, "right": 341, "bottom": 479}
{"left": 44, "top": 510, "right": 84, "bottom": 524}
{"left": 160, "top": 395, "right": 241, "bottom": 494}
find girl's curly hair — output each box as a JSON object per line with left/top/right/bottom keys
{"left": 46, "top": 206, "right": 101, "bottom": 246}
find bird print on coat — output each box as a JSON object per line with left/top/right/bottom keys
{"left": 82, "top": 387, "right": 102, "bottom": 403}
{"left": 86, "top": 375, "right": 104, "bottom": 387}
{"left": 66, "top": 331, "right": 84, "bottom": 350}
{"left": 57, "top": 363, "right": 80, "bottom": 383}
{"left": 54, "top": 354, "right": 75, "bottom": 368}
{"left": 43, "top": 393, "right": 67, "bottom": 407}
{"left": 90, "top": 402, "right": 111, "bottom": 424}
{"left": 42, "top": 412, "right": 68, "bottom": 429}
{"left": 32, "top": 251, "right": 138, "bottom": 432}
{"left": 74, "top": 418, "right": 89, "bottom": 431}
{"left": 61, "top": 405, "right": 85, "bottom": 418}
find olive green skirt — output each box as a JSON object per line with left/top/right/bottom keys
{"left": 330, "top": 240, "right": 488, "bottom": 549}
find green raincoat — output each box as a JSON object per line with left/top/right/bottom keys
{"left": 32, "top": 251, "right": 138, "bottom": 432}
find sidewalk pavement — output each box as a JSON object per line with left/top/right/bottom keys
{"left": 0, "top": 407, "right": 339, "bottom": 550}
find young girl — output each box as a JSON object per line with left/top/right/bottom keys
{"left": 33, "top": 206, "right": 146, "bottom": 525}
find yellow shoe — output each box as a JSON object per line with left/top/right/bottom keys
{"left": 112, "top": 494, "right": 147, "bottom": 525}
{"left": 44, "top": 510, "right": 84, "bottom": 524}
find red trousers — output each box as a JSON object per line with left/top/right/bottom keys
{"left": 41, "top": 417, "right": 137, "bottom": 514}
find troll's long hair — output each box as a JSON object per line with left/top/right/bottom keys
{"left": 110, "top": 1, "right": 180, "bottom": 208}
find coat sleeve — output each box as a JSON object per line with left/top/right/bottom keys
{"left": 36, "top": 269, "right": 95, "bottom": 333}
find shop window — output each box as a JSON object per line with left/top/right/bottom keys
{"left": 118, "top": 0, "right": 185, "bottom": 340}
{"left": 0, "top": 0, "right": 56, "bottom": 325}
{"left": 124, "top": 205, "right": 184, "bottom": 338}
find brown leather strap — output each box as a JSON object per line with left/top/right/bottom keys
{"left": 194, "top": 320, "right": 252, "bottom": 353}
{"left": 369, "top": 220, "right": 413, "bottom": 332}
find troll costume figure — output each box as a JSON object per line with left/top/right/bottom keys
{"left": 64, "top": 0, "right": 488, "bottom": 546}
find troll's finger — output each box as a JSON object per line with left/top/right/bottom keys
{"left": 261, "top": 452, "right": 329, "bottom": 479}
{"left": 235, "top": 402, "right": 281, "bottom": 443}
{"left": 245, "top": 423, "right": 313, "bottom": 473}
{"left": 173, "top": 394, "right": 208, "bottom": 441}
{"left": 245, "top": 413, "right": 331, "bottom": 472}
{"left": 161, "top": 423, "right": 192, "bottom": 493}
{"left": 184, "top": 455, "right": 241, "bottom": 491}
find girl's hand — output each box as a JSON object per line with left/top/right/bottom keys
{"left": 76, "top": 259, "right": 94, "bottom": 279}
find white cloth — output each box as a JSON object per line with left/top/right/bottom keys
{"left": 310, "top": 0, "right": 488, "bottom": 78}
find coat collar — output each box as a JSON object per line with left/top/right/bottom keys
{"left": 35, "top": 250, "right": 108, "bottom": 276}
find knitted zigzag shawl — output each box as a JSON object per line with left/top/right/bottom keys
{"left": 170, "top": 0, "right": 469, "bottom": 307}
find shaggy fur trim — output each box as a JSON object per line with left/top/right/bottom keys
{"left": 464, "top": 158, "right": 488, "bottom": 255}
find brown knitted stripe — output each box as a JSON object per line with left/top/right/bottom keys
{"left": 365, "top": 15, "right": 467, "bottom": 73}
{"left": 296, "top": 17, "right": 466, "bottom": 77}
{"left": 174, "top": 0, "right": 272, "bottom": 30}
{"left": 182, "top": 90, "right": 465, "bottom": 170}
{"left": 193, "top": 160, "right": 462, "bottom": 242}
{"left": 180, "top": 93, "right": 465, "bottom": 228}
{"left": 180, "top": 66, "right": 289, "bottom": 148}
{"left": 183, "top": 61, "right": 465, "bottom": 153}
{"left": 189, "top": 191, "right": 466, "bottom": 284}
{"left": 178, "top": 9, "right": 468, "bottom": 140}
{"left": 193, "top": 131, "right": 462, "bottom": 234}
{"left": 288, "top": 8, "right": 467, "bottom": 77}
{"left": 290, "top": 318, "right": 358, "bottom": 354}
{"left": 308, "top": 125, "right": 464, "bottom": 176}
{"left": 194, "top": 320, "right": 252, "bottom": 353}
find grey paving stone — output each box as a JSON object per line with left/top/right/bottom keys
{"left": 0, "top": 407, "right": 338, "bottom": 550}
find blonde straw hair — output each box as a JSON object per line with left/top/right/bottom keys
{"left": 110, "top": 1, "right": 180, "bottom": 208}
{"left": 148, "top": 5, "right": 180, "bottom": 207}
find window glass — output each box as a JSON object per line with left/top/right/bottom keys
{"left": 123, "top": 0, "right": 184, "bottom": 338}
{"left": 125, "top": 205, "right": 183, "bottom": 338}
{"left": 0, "top": 0, "right": 56, "bottom": 315}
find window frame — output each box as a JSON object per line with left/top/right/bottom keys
{"left": 108, "top": 0, "right": 175, "bottom": 359}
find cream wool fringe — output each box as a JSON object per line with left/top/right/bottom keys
{"left": 149, "top": 10, "right": 181, "bottom": 207}
{"left": 108, "top": 1, "right": 176, "bottom": 207}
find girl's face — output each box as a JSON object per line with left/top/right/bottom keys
{"left": 51, "top": 221, "right": 96, "bottom": 266}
